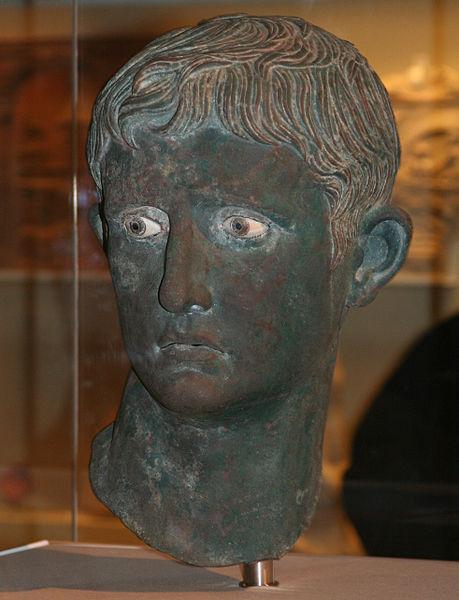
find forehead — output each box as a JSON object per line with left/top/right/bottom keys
{"left": 102, "top": 126, "right": 324, "bottom": 221}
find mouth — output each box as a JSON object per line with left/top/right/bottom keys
{"left": 160, "top": 342, "right": 225, "bottom": 355}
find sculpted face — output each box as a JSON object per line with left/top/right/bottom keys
{"left": 101, "top": 127, "right": 346, "bottom": 416}
{"left": 87, "top": 15, "right": 412, "bottom": 567}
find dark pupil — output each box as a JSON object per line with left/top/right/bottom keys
{"left": 232, "top": 218, "right": 248, "bottom": 235}
{"left": 129, "top": 219, "right": 145, "bottom": 235}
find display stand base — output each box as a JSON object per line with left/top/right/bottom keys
{"left": 1, "top": 541, "right": 457, "bottom": 599}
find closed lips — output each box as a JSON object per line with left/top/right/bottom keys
{"left": 160, "top": 341, "right": 224, "bottom": 354}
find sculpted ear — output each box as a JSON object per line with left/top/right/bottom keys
{"left": 346, "top": 206, "right": 412, "bottom": 308}
{"left": 88, "top": 203, "right": 104, "bottom": 245}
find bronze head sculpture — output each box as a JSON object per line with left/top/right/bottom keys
{"left": 87, "top": 15, "right": 411, "bottom": 567}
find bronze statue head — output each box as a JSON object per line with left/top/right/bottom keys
{"left": 87, "top": 15, "right": 411, "bottom": 566}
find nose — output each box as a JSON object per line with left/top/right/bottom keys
{"left": 158, "top": 216, "right": 213, "bottom": 314}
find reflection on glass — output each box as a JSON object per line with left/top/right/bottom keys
{"left": 0, "top": 2, "right": 73, "bottom": 549}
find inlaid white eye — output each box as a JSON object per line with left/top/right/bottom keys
{"left": 124, "top": 215, "right": 162, "bottom": 239}
{"left": 223, "top": 216, "right": 269, "bottom": 239}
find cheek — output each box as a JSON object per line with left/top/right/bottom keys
{"left": 214, "top": 250, "right": 292, "bottom": 342}
{"left": 218, "top": 252, "right": 282, "bottom": 299}
{"left": 110, "top": 253, "right": 143, "bottom": 290}
{"left": 108, "top": 242, "right": 165, "bottom": 346}
{"left": 216, "top": 240, "right": 332, "bottom": 348}
{"left": 108, "top": 239, "right": 164, "bottom": 293}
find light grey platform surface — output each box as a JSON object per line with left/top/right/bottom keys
{"left": 0, "top": 541, "right": 457, "bottom": 599}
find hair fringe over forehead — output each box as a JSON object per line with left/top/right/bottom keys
{"left": 87, "top": 14, "right": 400, "bottom": 267}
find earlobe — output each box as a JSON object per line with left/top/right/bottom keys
{"left": 346, "top": 206, "right": 412, "bottom": 308}
{"left": 88, "top": 203, "right": 104, "bottom": 245}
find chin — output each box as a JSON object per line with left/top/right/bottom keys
{"left": 146, "top": 370, "right": 234, "bottom": 416}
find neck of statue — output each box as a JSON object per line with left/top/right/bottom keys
{"left": 90, "top": 369, "right": 331, "bottom": 566}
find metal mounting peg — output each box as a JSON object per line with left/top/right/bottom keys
{"left": 239, "top": 559, "right": 278, "bottom": 587}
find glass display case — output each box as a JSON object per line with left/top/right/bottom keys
{"left": 1, "top": 0, "right": 458, "bottom": 560}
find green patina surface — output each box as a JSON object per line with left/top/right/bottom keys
{"left": 87, "top": 15, "right": 411, "bottom": 567}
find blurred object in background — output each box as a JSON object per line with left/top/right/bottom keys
{"left": 0, "top": 2, "right": 74, "bottom": 550}
{"left": 0, "top": 466, "right": 32, "bottom": 507}
{"left": 387, "top": 60, "right": 459, "bottom": 285}
{"left": 344, "top": 312, "right": 459, "bottom": 560}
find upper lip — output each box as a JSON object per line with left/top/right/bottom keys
{"left": 159, "top": 333, "right": 225, "bottom": 354}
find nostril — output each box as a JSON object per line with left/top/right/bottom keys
{"left": 158, "top": 283, "right": 212, "bottom": 315}
{"left": 188, "top": 303, "right": 207, "bottom": 313}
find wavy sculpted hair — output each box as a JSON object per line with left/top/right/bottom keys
{"left": 87, "top": 14, "right": 400, "bottom": 266}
